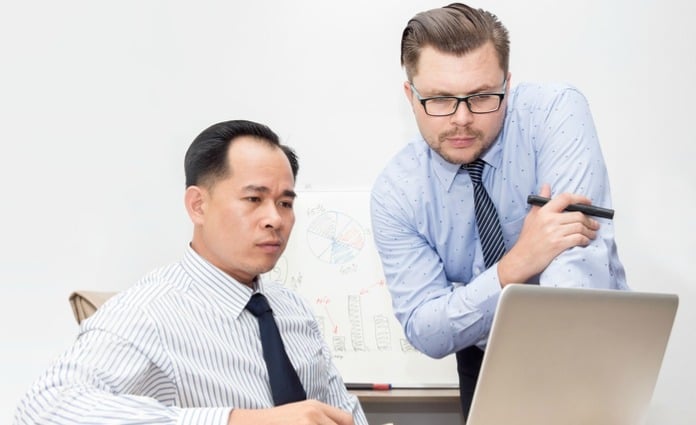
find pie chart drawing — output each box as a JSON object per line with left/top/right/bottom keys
{"left": 306, "top": 211, "right": 366, "bottom": 264}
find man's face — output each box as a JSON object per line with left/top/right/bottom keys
{"left": 405, "top": 42, "right": 510, "bottom": 164}
{"left": 187, "top": 136, "right": 296, "bottom": 286}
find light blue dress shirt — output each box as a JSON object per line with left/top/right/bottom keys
{"left": 370, "top": 82, "right": 628, "bottom": 359}
{"left": 14, "top": 246, "right": 367, "bottom": 425}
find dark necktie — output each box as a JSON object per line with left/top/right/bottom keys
{"left": 245, "top": 293, "right": 307, "bottom": 406}
{"left": 456, "top": 158, "right": 506, "bottom": 418}
{"left": 464, "top": 158, "right": 506, "bottom": 267}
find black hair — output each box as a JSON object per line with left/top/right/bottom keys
{"left": 184, "top": 119, "right": 299, "bottom": 188}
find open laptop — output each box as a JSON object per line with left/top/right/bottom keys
{"left": 466, "top": 285, "right": 678, "bottom": 425}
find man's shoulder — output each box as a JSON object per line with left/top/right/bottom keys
{"left": 127, "top": 263, "right": 185, "bottom": 303}
{"left": 85, "top": 262, "right": 185, "bottom": 325}
{"left": 372, "top": 139, "right": 430, "bottom": 186}
{"left": 510, "top": 81, "right": 588, "bottom": 108}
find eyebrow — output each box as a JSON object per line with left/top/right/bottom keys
{"left": 242, "top": 185, "right": 297, "bottom": 199}
{"left": 425, "top": 82, "right": 502, "bottom": 97}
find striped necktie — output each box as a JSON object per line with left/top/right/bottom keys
{"left": 456, "top": 158, "right": 507, "bottom": 417}
{"left": 246, "top": 293, "right": 307, "bottom": 406}
{"left": 464, "top": 158, "right": 506, "bottom": 268}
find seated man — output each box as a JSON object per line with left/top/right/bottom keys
{"left": 14, "top": 119, "right": 367, "bottom": 425}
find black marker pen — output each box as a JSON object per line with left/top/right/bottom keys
{"left": 527, "top": 195, "right": 614, "bottom": 220}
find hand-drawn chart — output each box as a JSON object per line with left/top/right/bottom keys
{"left": 263, "top": 190, "right": 457, "bottom": 387}
{"left": 306, "top": 210, "right": 366, "bottom": 264}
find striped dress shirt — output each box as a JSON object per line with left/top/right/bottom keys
{"left": 14, "top": 246, "right": 367, "bottom": 424}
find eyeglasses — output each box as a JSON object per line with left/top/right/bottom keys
{"left": 410, "top": 80, "right": 506, "bottom": 116}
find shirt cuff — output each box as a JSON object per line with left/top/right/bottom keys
{"left": 177, "top": 407, "right": 232, "bottom": 425}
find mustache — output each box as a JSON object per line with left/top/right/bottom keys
{"left": 439, "top": 128, "right": 482, "bottom": 141}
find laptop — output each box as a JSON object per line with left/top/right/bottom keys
{"left": 466, "top": 285, "right": 678, "bottom": 425}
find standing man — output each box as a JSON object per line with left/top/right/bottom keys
{"left": 15, "top": 120, "right": 367, "bottom": 425}
{"left": 370, "top": 3, "right": 628, "bottom": 417}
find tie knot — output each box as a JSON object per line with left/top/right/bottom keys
{"left": 463, "top": 158, "right": 486, "bottom": 184}
{"left": 246, "top": 293, "right": 272, "bottom": 317}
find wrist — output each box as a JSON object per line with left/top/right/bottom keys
{"left": 497, "top": 252, "right": 531, "bottom": 286}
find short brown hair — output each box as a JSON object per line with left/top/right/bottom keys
{"left": 401, "top": 3, "right": 510, "bottom": 81}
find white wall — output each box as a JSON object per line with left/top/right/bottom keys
{"left": 1, "top": 1, "right": 694, "bottom": 424}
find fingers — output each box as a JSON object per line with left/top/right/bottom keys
{"left": 540, "top": 191, "right": 592, "bottom": 214}
{"left": 228, "top": 400, "right": 354, "bottom": 425}
{"left": 292, "top": 400, "right": 353, "bottom": 425}
{"left": 321, "top": 403, "right": 354, "bottom": 425}
{"left": 500, "top": 185, "right": 605, "bottom": 286}
{"left": 534, "top": 186, "right": 599, "bottom": 226}
{"left": 551, "top": 220, "right": 597, "bottom": 248}
{"left": 535, "top": 199, "right": 598, "bottom": 243}
{"left": 554, "top": 210, "right": 598, "bottom": 230}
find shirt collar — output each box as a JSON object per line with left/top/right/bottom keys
{"left": 428, "top": 133, "right": 504, "bottom": 190}
{"left": 180, "top": 245, "right": 263, "bottom": 319}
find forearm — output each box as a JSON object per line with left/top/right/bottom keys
{"left": 403, "top": 267, "right": 501, "bottom": 358}
{"left": 14, "top": 327, "right": 232, "bottom": 425}
{"left": 15, "top": 367, "right": 232, "bottom": 425}
{"left": 371, "top": 186, "right": 500, "bottom": 356}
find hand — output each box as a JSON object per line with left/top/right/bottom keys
{"left": 497, "top": 184, "right": 600, "bottom": 286}
{"left": 228, "top": 399, "right": 355, "bottom": 425}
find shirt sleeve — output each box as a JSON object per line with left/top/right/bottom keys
{"left": 321, "top": 339, "right": 369, "bottom": 425}
{"left": 370, "top": 183, "right": 501, "bottom": 359}
{"left": 292, "top": 292, "right": 369, "bottom": 425}
{"left": 532, "top": 86, "right": 628, "bottom": 290}
{"left": 13, "top": 328, "right": 231, "bottom": 425}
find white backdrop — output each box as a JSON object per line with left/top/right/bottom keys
{"left": 1, "top": 1, "right": 694, "bottom": 424}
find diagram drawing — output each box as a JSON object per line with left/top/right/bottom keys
{"left": 262, "top": 190, "right": 458, "bottom": 386}
{"left": 306, "top": 210, "right": 366, "bottom": 264}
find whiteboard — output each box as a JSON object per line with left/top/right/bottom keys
{"left": 264, "top": 190, "right": 458, "bottom": 387}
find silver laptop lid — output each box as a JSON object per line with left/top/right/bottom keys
{"left": 467, "top": 285, "right": 678, "bottom": 425}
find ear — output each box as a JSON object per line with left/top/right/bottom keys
{"left": 403, "top": 80, "right": 418, "bottom": 113}
{"left": 184, "top": 185, "right": 206, "bottom": 225}
{"left": 403, "top": 80, "right": 412, "bottom": 100}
